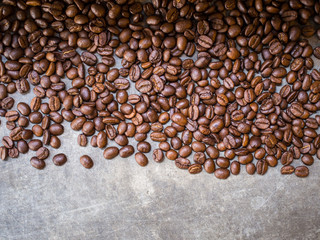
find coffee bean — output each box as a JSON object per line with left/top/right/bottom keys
{"left": 135, "top": 152, "right": 148, "bottom": 166}
{"left": 188, "top": 164, "right": 202, "bottom": 174}
{"left": 103, "top": 147, "right": 119, "bottom": 159}
{"left": 0, "top": 0, "right": 320, "bottom": 178}
{"left": 214, "top": 168, "right": 230, "bottom": 179}
{"left": 281, "top": 165, "right": 295, "bottom": 175}
{"left": 77, "top": 134, "right": 87, "bottom": 147}
{"left": 230, "top": 161, "right": 240, "bottom": 175}
{"left": 175, "top": 157, "right": 191, "bottom": 169}
{"left": 53, "top": 153, "right": 67, "bottom": 166}
{"left": 301, "top": 154, "right": 314, "bottom": 165}
{"left": 0, "top": 146, "right": 8, "bottom": 160}
{"left": 203, "top": 159, "right": 215, "bottom": 173}
{"left": 36, "top": 147, "right": 49, "bottom": 160}
{"left": 119, "top": 145, "right": 134, "bottom": 158}
{"left": 295, "top": 166, "right": 309, "bottom": 177}
{"left": 80, "top": 155, "right": 94, "bottom": 169}
{"left": 246, "top": 163, "right": 256, "bottom": 175}
{"left": 281, "top": 151, "right": 294, "bottom": 166}
{"left": 152, "top": 149, "right": 164, "bottom": 163}
{"left": 256, "top": 160, "right": 268, "bottom": 175}
{"left": 30, "top": 157, "right": 45, "bottom": 170}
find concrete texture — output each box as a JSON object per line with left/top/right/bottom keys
{"left": 1, "top": 112, "right": 320, "bottom": 240}
{"left": 1, "top": 31, "right": 320, "bottom": 240}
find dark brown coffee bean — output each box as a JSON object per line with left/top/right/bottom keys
{"left": 281, "top": 165, "right": 295, "bottom": 175}
{"left": 36, "top": 147, "right": 49, "bottom": 160}
{"left": 137, "top": 141, "right": 151, "bottom": 153}
{"left": 230, "top": 161, "right": 240, "bottom": 175}
{"left": 294, "top": 166, "right": 309, "bottom": 177}
{"left": 175, "top": 157, "right": 191, "bottom": 169}
{"left": 30, "top": 157, "right": 45, "bottom": 170}
{"left": 77, "top": 134, "right": 87, "bottom": 147}
{"left": 153, "top": 149, "right": 164, "bottom": 163}
{"left": 80, "top": 155, "right": 94, "bottom": 169}
{"left": 188, "top": 164, "right": 202, "bottom": 174}
{"left": 103, "top": 147, "right": 119, "bottom": 159}
{"left": 281, "top": 151, "right": 293, "bottom": 166}
{"left": 119, "top": 145, "right": 134, "bottom": 158}
{"left": 49, "top": 124, "right": 64, "bottom": 136}
{"left": 203, "top": 159, "right": 215, "bottom": 173}
{"left": 301, "top": 154, "right": 314, "bottom": 166}
{"left": 135, "top": 152, "right": 148, "bottom": 166}
{"left": 28, "top": 140, "right": 43, "bottom": 151}
{"left": 256, "top": 160, "right": 268, "bottom": 175}
{"left": 214, "top": 168, "right": 230, "bottom": 179}
{"left": 0, "top": 146, "right": 8, "bottom": 160}
{"left": 96, "top": 131, "right": 108, "bottom": 148}
{"left": 53, "top": 153, "right": 67, "bottom": 166}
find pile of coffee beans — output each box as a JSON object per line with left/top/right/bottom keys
{"left": 1, "top": 0, "right": 320, "bottom": 179}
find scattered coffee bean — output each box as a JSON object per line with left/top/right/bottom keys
{"left": 80, "top": 155, "right": 94, "bottom": 169}
{"left": 53, "top": 153, "right": 67, "bottom": 166}
{"left": 0, "top": 0, "right": 319, "bottom": 179}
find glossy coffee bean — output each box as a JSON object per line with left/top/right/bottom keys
{"left": 80, "top": 155, "right": 94, "bottom": 169}
{"left": 53, "top": 153, "right": 67, "bottom": 166}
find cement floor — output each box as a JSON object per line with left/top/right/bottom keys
{"left": 0, "top": 117, "right": 320, "bottom": 240}
{"left": 1, "top": 31, "right": 320, "bottom": 240}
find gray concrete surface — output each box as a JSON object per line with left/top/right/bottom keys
{"left": 1, "top": 33, "right": 320, "bottom": 240}
{"left": 1, "top": 91, "right": 320, "bottom": 240}
{"left": 0, "top": 145, "right": 320, "bottom": 240}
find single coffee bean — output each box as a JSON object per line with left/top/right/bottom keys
{"left": 0, "top": 146, "right": 8, "bottom": 160}
{"left": 77, "top": 134, "right": 87, "bottom": 147}
{"left": 214, "top": 168, "right": 230, "bottom": 179}
{"left": 135, "top": 152, "right": 148, "bottom": 166}
{"left": 119, "top": 145, "right": 135, "bottom": 158}
{"left": 137, "top": 141, "right": 151, "bottom": 153}
{"left": 53, "top": 153, "right": 67, "bottom": 166}
{"left": 80, "top": 155, "right": 94, "bottom": 169}
{"left": 203, "top": 159, "right": 215, "bottom": 173}
{"left": 175, "top": 157, "right": 191, "bottom": 169}
{"left": 188, "top": 164, "right": 202, "bottom": 174}
{"left": 152, "top": 149, "right": 164, "bottom": 163}
{"left": 17, "top": 140, "right": 29, "bottom": 154}
{"left": 36, "top": 147, "right": 49, "bottom": 160}
{"left": 30, "top": 157, "right": 45, "bottom": 170}
{"left": 301, "top": 154, "right": 314, "bottom": 165}
{"left": 294, "top": 166, "right": 309, "bottom": 177}
{"left": 103, "top": 147, "right": 119, "bottom": 159}
{"left": 281, "top": 165, "right": 295, "bottom": 175}
{"left": 230, "top": 161, "right": 240, "bottom": 175}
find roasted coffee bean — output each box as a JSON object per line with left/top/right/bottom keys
{"left": 135, "top": 152, "right": 148, "bottom": 166}
{"left": 295, "top": 166, "right": 309, "bottom": 177}
{"left": 281, "top": 165, "right": 295, "bottom": 175}
{"left": 77, "top": 134, "right": 87, "bottom": 147}
{"left": 30, "top": 157, "right": 45, "bottom": 170}
{"left": 103, "top": 147, "right": 119, "bottom": 159}
{"left": 80, "top": 155, "right": 94, "bottom": 169}
{"left": 175, "top": 157, "right": 191, "bottom": 169}
{"left": 188, "top": 164, "right": 202, "bottom": 174}
{"left": 230, "top": 161, "right": 240, "bottom": 175}
{"left": 0, "top": 0, "right": 320, "bottom": 178}
{"left": 119, "top": 145, "right": 135, "bottom": 158}
{"left": 203, "top": 159, "right": 215, "bottom": 173}
{"left": 281, "top": 151, "right": 294, "bottom": 166}
{"left": 214, "top": 168, "right": 230, "bottom": 179}
{"left": 0, "top": 146, "right": 8, "bottom": 160}
{"left": 153, "top": 149, "right": 164, "bottom": 163}
{"left": 53, "top": 153, "right": 67, "bottom": 166}
{"left": 36, "top": 147, "right": 49, "bottom": 160}
{"left": 301, "top": 154, "right": 314, "bottom": 166}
